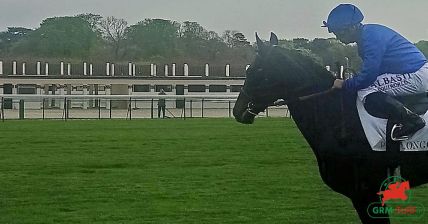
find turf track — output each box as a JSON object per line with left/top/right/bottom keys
{"left": 0, "top": 118, "right": 427, "bottom": 223}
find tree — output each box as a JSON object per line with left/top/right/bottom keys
{"left": 13, "top": 16, "right": 101, "bottom": 58}
{"left": 0, "top": 27, "right": 33, "bottom": 55}
{"left": 207, "top": 31, "right": 221, "bottom": 41}
{"left": 176, "top": 21, "right": 232, "bottom": 60}
{"left": 278, "top": 39, "right": 295, "bottom": 49}
{"left": 232, "top": 32, "right": 250, "bottom": 47}
{"left": 99, "top": 16, "right": 128, "bottom": 59}
{"left": 221, "top": 30, "right": 250, "bottom": 48}
{"left": 305, "top": 38, "right": 361, "bottom": 70}
{"left": 277, "top": 37, "right": 361, "bottom": 73}
{"left": 222, "top": 30, "right": 236, "bottom": 48}
{"left": 126, "top": 19, "right": 180, "bottom": 60}
{"left": 77, "top": 13, "right": 102, "bottom": 33}
{"left": 416, "top": 41, "right": 428, "bottom": 57}
{"left": 292, "top": 38, "right": 310, "bottom": 49}
{"left": 180, "top": 21, "right": 209, "bottom": 40}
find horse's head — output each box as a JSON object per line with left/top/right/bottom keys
{"left": 234, "top": 32, "right": 330, "bottom": 124}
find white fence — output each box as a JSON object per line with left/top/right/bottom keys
{"left": 0, "top": 94, "right": 290, "bottom": 120}
{"left": 0, "top": 61, "right": 249, "bottom": 77}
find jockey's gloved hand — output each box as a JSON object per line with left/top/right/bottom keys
{"left": 332, "top": 79, "right": 344, "bottom": 89}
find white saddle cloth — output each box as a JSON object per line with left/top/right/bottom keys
{"left": 356, "top": 99, "right": 428, "bottom": 151}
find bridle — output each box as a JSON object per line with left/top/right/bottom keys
{"left": 241, "top": 87, "right": 336, "bottom": 116}
{"left": 240, "top": 88, "right": 271, "bottom": 116}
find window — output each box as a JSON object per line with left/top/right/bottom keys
{"left": 230, "top": 85, "right": 243, "bottom": 92}
{"left": 17, "top": 84, "right": 36, "bottom": 94}
{"left": 188, "top": 85, "right": 206, "bottom": 92}
{"left": 133, "top": 85, "right": 150, "bottom": 92}
{"left": 155, "top": 85, "right": 172, "bottom": 92}
{"left": 209, "top": 85, "right": 227, "bottom": 92}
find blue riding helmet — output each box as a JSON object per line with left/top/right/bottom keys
{"left": 322, "top": 4, "right": 364, "bottom": 33}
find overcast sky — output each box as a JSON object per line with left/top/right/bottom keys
{"left": 0, "top": 0, "right": 427, "bottom": 42}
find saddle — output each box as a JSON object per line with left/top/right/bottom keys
{"left": 357, "top": 92, "right": 428, "bottom": 152}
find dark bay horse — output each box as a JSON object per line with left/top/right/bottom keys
{"left": 233, "top": 32, "right": 428, "bottom": 224}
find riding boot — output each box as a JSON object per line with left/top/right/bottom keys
{"left": 364, "top": 92, "right": 426, "bottom": 140}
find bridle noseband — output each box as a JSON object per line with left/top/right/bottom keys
{"left": 240, "top": 88, "right": 267, "bottom": 116}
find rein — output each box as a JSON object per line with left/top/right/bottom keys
{"left": 273, "top": 88, "right": 336, "bottom": 106}
{"left": 242, "top": 87, "right": 337, "bottom": 116}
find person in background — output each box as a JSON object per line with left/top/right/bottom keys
{"left": 158, "top": 89, "right": 166, "bottom": 118}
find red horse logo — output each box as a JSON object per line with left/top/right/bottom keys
{"left": 377, "top": 181, "right": 410, "bottom": 206}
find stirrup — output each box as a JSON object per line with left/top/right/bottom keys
{"left": 391, "top": 124, "right": 409, "bottom": 141}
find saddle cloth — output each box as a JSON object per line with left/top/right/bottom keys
{"left": 356, "top": 98, "right": 428, "bottom": 152}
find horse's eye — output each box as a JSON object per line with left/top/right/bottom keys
{"left": 257, "top": 68, "right": 263, "bottom": 72}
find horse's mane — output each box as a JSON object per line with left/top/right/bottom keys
{"left": 265, "top": 45, "right": 334, "bottom": 96}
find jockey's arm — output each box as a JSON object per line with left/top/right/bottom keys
{"left": 342, "top": 33, "right": 387, "bottom": 92}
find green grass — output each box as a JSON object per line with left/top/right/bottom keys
{"left": 0, "top": 118, "right": 426, "bottom": 223}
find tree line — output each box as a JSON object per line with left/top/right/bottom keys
{"left": 0, "top": 14, "right": 253, "bottom": 65}
{"left": 0, "top": 13, "right": 427, "bottom": 72}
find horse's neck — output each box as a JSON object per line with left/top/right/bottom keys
{"left": 287, "top": 91, "right": 345, "bottom": 150}
{"left": 280, "top": 63, "right": 359, "bottom": 151}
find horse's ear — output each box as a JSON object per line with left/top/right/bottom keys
{"left": 255, "top": 32, "right": 268, "bottom": 54}
{"left": 270, "top": 32, "right": 278, "bottom": 46}
{"left": 256, "top": 32, "right": 264, "bottom": 48}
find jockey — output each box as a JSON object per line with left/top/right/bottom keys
{"left": 323, "top": 4, "right": 428, "bottom": 140}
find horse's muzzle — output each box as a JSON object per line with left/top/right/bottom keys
{"left": 233, "top": 92, "right": 257, "bottom": 124}
{"left": 236, "top": 109, "right": 256, "bottom": 124}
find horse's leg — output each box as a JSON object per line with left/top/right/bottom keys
{"left": 351, "top": 188, "right": 390, "bottom": 224}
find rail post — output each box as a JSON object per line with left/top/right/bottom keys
{"left": 19, "top": 99, "right": 24, "bottom": 120}
{"left": 201, "top": 98, "right": 204, "bottom": 118}
{"left": 63, "top": 97, "right": 67, "bottom": 121}
{"left": 190, "top": 100, "right": 193, "bottom": 118}
{"left": 1, "top": 97, "right": 4, "bottom": 122}
{"left": 128, "top": 97, "right": 132, "bottom": 120}
{"left": 109, "top": 99, "right": 112, "bottom": 119}
{"left": 98, "top": 98, "right": 101, "bottom": 119}
{"left": 151, "top": 99, "right": 154, "bottom": 119}
{"left": 183, "top": 98, "right": 186, "bottom": 120}
{"left": 228, "top": 101, "right": 231, "bottom": 118}
{"left": 67, "top": 98, "right": 70, "bottom": 120}
{"left": 42, "top": 98, "right": 45, "bottom": 120}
